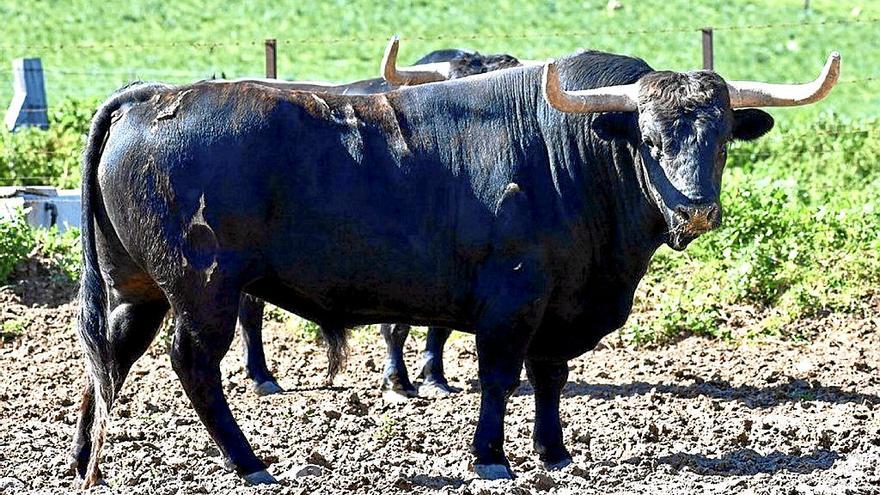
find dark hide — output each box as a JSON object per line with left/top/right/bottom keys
{"left": 237, "top": 48, "right": 524, "bottom": 396}
{"left": 73, "top": 49, "right": 774, "bottom": 484}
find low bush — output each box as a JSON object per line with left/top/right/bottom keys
{"left": 0, "top": 209, "right": 36, "bottom": 284}
{"left": 33, "top": 226, "right": 82, "bottom": 281}
{"left": 0, "top": 98, "right": 95, "bottom": 189}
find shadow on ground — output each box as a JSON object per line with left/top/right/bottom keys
{"left": 559, "top": 378, "right": 880, "bottom": 408}
{"left": 404, "top": 449, "right": 839, "bottom": 489}
{"left": 633, "top": 448, "right": 840, "bottom": 476}
{"left": 406, "top": 474, "right": 465, "bottom": 490}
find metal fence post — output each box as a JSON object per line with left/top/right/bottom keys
{"left": 4, "top": 58, "right": 49, "bottom": 131}
{"left": 265, "top": 39, "right": 277, "bottom": 79}
{"left": 701, "top": 28, "right": 714, "bottom": 71}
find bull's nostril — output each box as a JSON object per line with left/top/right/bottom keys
{"left": 705, "top": 203, "right": 721, "bottom": 226}
{"left": 675, "top": 205, "right": 692, "bottom": 221}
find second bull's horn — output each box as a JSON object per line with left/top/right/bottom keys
{"left": 541, "top": 59, "right": 639, "bottom": 113}
{"left": 381, "top": 35, "right": 451, "bottom": 85}
{"left": 727, "top": 51, "right": 841, "bottom": 108}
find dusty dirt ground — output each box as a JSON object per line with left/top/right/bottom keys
{"left": 1, "top": 263, "right": 879, "bottom": 494}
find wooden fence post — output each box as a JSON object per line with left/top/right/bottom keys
{"left": 701, "top": 28, "right": 714, "bottom": 71}
{"left": 4, "top": 58, "right": 49, "bottom": 131}
{"left": 265, "top": 39, "right": 277, "bottom": 79}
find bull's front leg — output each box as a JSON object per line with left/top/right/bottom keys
{"left": 471, "top": 262, "right": 548, "bottom": 479}
{"left": 525, "top": 359, "right": 572, "bottom": 469}
{"left": 472, "top": 332, "right": 528, "bottom": 479}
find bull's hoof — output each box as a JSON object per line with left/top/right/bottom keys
{"left": 382, "top": 388, "right": 416, "bottom": 404}
{"left": 252, "top": 380, "right": 284, "bottom": 396}
{"left": 474, "top": 464, "right": 515, "bottom": 480}
{"left": 418, "top": 381, "right": 461, "bottom": 397}
{"left": 79, "top": 476, "right": 108, "bottom": 489}
{"left": 243, "top": 469, "right": 277, "bottom": 485}
{"left": 65, "top": 456, "right": 78, "bottom": 477}
{"left": 543, "top": 457, "right": 573, "bottom": 471}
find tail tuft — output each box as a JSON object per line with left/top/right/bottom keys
{"left": 320, "top": 326, "right": 349, "bottom": 382}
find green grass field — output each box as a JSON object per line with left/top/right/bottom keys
{"left": 1, "top": 0, "right": 878, "bottom": 124}
{"left": 1, "top": 0, "right": 878, "bottom": 343}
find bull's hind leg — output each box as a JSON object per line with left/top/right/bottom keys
{"left": 416, "top": 327, "right": 461, "bottom": 396}
{"left": 237, "top": 294, "right": 283, "bottom": 396}
{"left": 380, "top": 323, "right": 418, "bottom": 401}
{"left": 70, "top": 297, "right": 169, "bottom": 479}
{"left": 170, "top": 287, "right": 275, "bottom": 484}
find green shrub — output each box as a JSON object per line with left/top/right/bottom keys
{"left": 34, "top": 226, "right": 82, "bottom": 281}
{"left": 0, "top": 98, "right": 95, "bottom": 189}
{"left": 1, "top": 319, "right": 26, "bottom": 341}
{"left": 0, "top": 209, "right": 36, "bottom": 283}
{"left": 293, "top": 318, "right": 324, "bottom": 340}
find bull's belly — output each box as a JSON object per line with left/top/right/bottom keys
{"left": 528, "top": 286, "right": 639, "bottom": 361}
{"left": 252, "top": 233, "right": 473, "bottom": 328}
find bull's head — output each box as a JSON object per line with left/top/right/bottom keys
{"left": 542, "top": 52, "right": 840, "bottom": 250}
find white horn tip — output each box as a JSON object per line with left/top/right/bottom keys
{"left": 826, "top": 51, "right": 841, "bottom": 78}
{"left": 827, "top": 51, "right": 841, "bottom": 70}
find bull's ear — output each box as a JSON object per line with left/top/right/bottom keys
{"left": 591, "top": 112, "right": 637, "bottom": 142}
{"left": 732, "top": 109, "right": 774, "bottom": 141}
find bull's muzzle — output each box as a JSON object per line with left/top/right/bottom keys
{"left": 675, "top": 202, "right": 721, "bottom": 234}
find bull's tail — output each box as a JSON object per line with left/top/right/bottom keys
{"left": 320, "top": 325, "right": 349, "bottom": 382}
{"left": 76, "top": 82, "right": 168, "bottom": 488}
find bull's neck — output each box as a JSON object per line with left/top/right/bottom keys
{"left": 539, "top": 112, "right": 666, "bottom": 272}
{"left": 394, "top": 68, "right": 665, "bottom": 262}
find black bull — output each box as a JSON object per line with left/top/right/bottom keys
{"left": 73, "top": 50, "right": 785, "bottom": 486}
{"left": 236, "top": 48, "right": 523, "bottom": 398}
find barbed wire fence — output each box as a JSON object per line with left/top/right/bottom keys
{"left": 2, "top": 16, "right": 880, "bottom": 81}
{"left": 3, "top": 15, "right": 879, "bottom": 52}
{"left": 2, "top": 16, "right": 879, "bottom": 93}
{"left": 1, "top": 16, "right": 879, "bottom": 187}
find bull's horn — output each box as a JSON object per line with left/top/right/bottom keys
{"left": 541, "top": 59, "right": 639, "bottom": 113}
{"left": 727, "top": 51, "right": 840, "bottom": 108}
{"left": 381, "top": 35, "right": 451, "bottom": 85}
